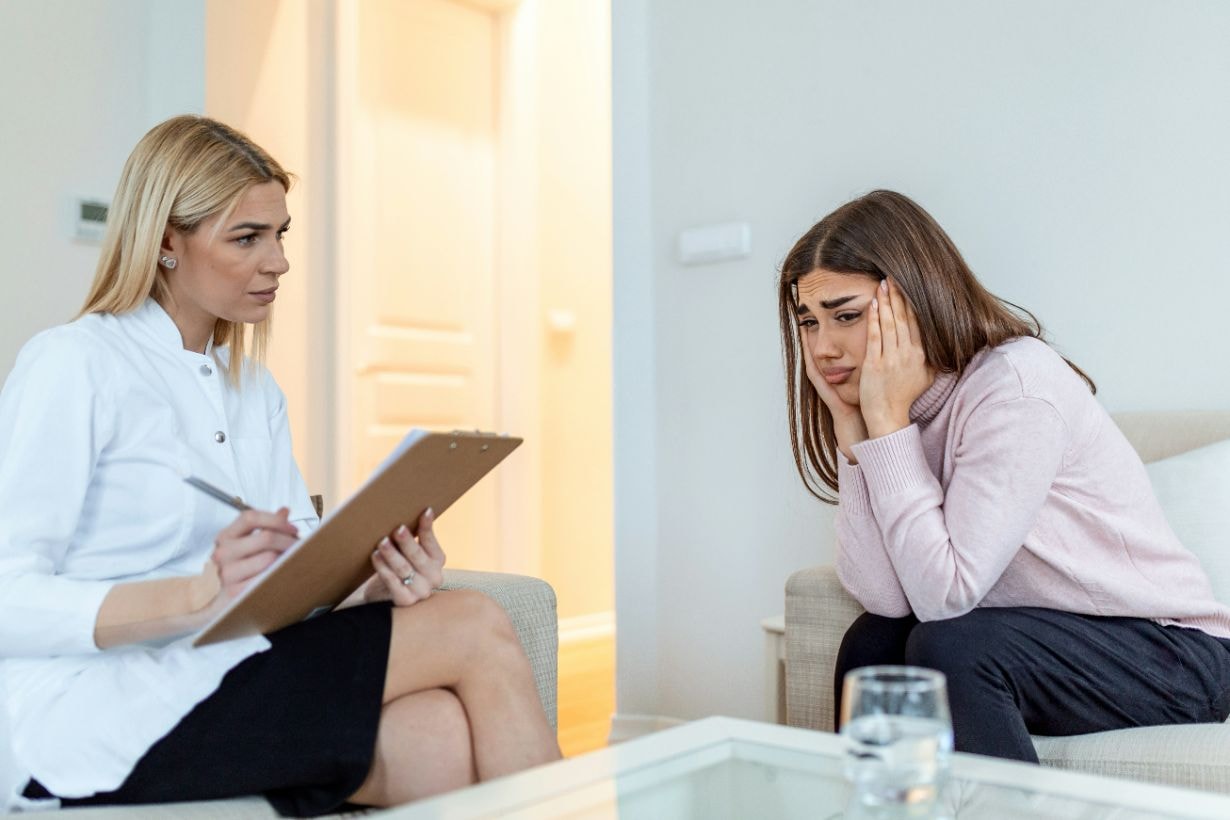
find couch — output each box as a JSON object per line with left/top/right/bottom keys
{"left": 0, "top": 569, "right": 558, "bottom": 818}
{"left": 785, "top": 410, "right": 1230, "bottom": 793}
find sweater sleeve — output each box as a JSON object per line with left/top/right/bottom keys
{"left": 834, "top": 454, "right": 911, "bottom": 616}
{"left": 850, "top": 397, "right": 1067, "bottom": 622}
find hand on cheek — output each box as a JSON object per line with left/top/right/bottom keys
{"left": 800, "top": 330, "right": 859, "bottom": 420}
{"left": 858, "top": 278, "right": 934, "bottom": 439}
{"left": 799, "top": 330, "right": 869, "bottom": 463}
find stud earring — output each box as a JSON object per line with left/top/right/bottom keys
{"left": 160, "top": 255, "right": 177, "bottom": 270}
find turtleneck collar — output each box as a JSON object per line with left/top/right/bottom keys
{"left": 909, "top": 370, "right": 958, "bottom": 426}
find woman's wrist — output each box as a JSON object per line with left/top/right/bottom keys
{"left": 863, "top": 410, "right": 911, "bottom": 441}
{"left": 189, "top": 563, "right": 222, "bottom": 614}
{"left": 834, "top": 414, "right": 869, "bottom": 465}
{"left": 94, "top": 569, "right": 224, "bottom": 649}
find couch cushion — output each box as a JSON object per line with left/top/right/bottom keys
{"left": 1034, "top": 723, "right": 1230, "bottom": 794}
{"left": 1144, "top": 438, "right": 1230, "bottom": 604}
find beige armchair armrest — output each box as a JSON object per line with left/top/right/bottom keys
{"left": 440, "top": 569, "right": 559, "bottom": 729}
{"left": 784, "top": 565, "right": 864, "bottom": 732}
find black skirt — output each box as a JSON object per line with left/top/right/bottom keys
{"left": 25, "top": 601, "right": 393, "bottom": 817}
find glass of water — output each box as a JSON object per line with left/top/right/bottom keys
{"left": 840, "top": 665, "right": 954, "bottom": 818}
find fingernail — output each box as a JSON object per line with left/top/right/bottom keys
{"left": 872, "top": 298, "right": 878, "bottom": 309}
{"left": 379, "top": 537, "right": 392, "bottom": 549}
{"left": 880, "top": 279, "right": 888, "bottom": 291}
{"left": 397, "top": 525, "right": 409, "bottom": 537}
{"left": 425, "top": 507, "right": 434, "bottom": 519}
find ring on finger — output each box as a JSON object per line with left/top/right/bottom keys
{"left": 401, "top": 569, "right": 416, "bottom": 586}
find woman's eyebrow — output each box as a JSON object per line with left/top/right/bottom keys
{"left": 820, "top": 295, "right": 859, "bottom": 309}
{"left": 226, "top": 217, "right": 292, "bottom": 233}
{"left": 226, "top": 221, "right": 272, "bottom": 232}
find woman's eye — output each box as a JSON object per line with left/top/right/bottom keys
{"left": 276, "top": 228, "right": 289, "bottom": 241}
{"left": 835, "top": 312, "right": 861, "bottom": 323}
{"left": 797, "top": 318, "right": 818, "bottom": 330}
{"left": 235, "top": 234, "right": 258, "bottom": 247}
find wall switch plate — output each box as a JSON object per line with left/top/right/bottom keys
{"left": 677, "top": 221, "right": 751, "bottom": 265}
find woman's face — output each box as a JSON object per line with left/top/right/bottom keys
{"left": 795, "top": 268, "right": 880, "bottom": 406}
{"left": 162, "top": 180, "right": 290, "bottom": 350}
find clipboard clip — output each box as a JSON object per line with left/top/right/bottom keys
{"left": 447, "top": 429, "right": 504, "bottom": 452}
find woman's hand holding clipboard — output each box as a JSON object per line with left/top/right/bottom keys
{"left": 191, "top": 429, "right": 521, "bottom": 647}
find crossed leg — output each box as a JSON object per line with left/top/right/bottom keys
{"left": 349, "top": 589, "right": 561, "bottom": 806}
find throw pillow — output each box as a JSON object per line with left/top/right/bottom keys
{"left": 1145, "top": 438, "right": 1230, "bottom": 604}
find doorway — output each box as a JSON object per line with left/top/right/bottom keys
{"left": 206, "top": 0, "right": 614, "bottom": 754}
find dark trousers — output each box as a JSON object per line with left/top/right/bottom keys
{"left": 834, "top": 608, "right": 1230, "bottom": 762}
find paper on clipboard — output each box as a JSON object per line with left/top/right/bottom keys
{"left": 193, "top": 428, "right": 521, "bottom": 647}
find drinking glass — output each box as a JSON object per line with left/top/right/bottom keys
{"left": 839, "top": 665, "right": 954, "bottom": 818}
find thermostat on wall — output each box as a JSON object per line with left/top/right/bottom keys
{"left": 74, "top": 197, "right": 110, "bottom": 242}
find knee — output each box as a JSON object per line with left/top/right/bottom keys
{"left": 447, "top": 589, "right": 520, "bottom": 650}
{"left": 903, "top": 611, "right": 1002, "bottom": 684}
{"left": 452, "top": 590, "right": 514, "bottom": 634}
{"left": 837, "top": 612, "right": 918, "bottom": 672}
{"left": 900, "top": 612, "right": 1023, "bottom": 688}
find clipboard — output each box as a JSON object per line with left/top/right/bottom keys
{"left": 193, "top": 429, "right": 521, "bottom": 647}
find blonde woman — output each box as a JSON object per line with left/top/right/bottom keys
{"left": 0, "top": 115, "right": 559, "bottom": 816}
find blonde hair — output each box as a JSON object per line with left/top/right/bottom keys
{"left": 80, "top": 115, "right": 291, "bottom": 384}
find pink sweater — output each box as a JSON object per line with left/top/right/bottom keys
{"left": 837, "top": 336, "right": 1230, "bottom": 638}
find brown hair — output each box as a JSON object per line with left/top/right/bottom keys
{"left": 778, "top": 190, "right": 1094, "bottom": 502}
{"left": 79, "top": 115, "right": 291, "bottom": 385}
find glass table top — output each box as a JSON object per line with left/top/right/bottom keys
{"left": 383, "top": 717, "right": 1230, "bottom": 820}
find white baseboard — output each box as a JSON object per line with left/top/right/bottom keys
{"left": 558, "top": 610, "right": 614, "bottom": 644}
{"left": 607, "top": 713, "right": 686, "bottom": 744}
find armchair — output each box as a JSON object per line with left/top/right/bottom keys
{"left": 1, "top": 569, "right": 558, "bottom": 818}
{"left": 785, "top": 411, "right": 1230, "bottom": 792}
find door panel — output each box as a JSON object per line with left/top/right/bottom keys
{"left": 348, "top": 0, "right": 498, "bottom": 569}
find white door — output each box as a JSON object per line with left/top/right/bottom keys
{"left": 340, "top": 0, "right": 500, "bottom": 570}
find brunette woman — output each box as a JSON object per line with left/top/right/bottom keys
{"left": 779, "top": 190, "right": 1230, "bottom": 760}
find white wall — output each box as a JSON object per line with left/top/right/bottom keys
{"left": 611, "top": 0, "right": 661, "bottom": 730}
{"left": 0, "top": 0, "right": 204, "bottom": 378}
{"left": 612, "top": 0, "right": 1230, "bottom": 725}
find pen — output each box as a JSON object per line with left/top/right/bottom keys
{"left": 184, "top": 475, "right": 251, "bottom": 512}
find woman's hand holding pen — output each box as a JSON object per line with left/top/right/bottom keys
{"left": 93, "top": 507, "right": 298, "bottom": 647}
{"left": 859, "top": 278, "right": 934, "bottom": 440}
{"left": 360, "top": 508, "right": 447, "bottom": 607}
{"left": 200, "top": 508, "right": 300, "bottom": 609}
